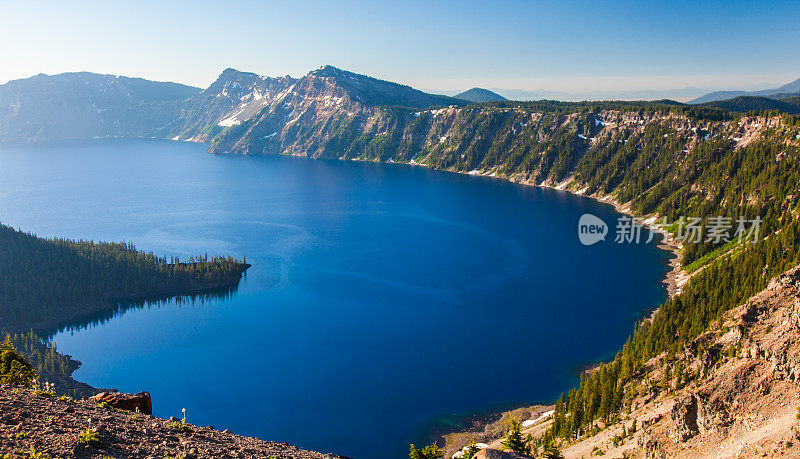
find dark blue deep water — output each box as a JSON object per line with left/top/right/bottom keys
{"left": 0, "top": 139, "right": 669, "bottom": 458}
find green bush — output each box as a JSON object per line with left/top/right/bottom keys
{"left": 0, "top": 334, "right": 37, "bottom": 386}
{"left": 78, "top": 428, "right": 102, "bottom": 447}
{"left": 168, "top": 421, "right": 193, "bottom": 434}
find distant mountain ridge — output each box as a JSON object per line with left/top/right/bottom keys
{"left": 0, "top": 72, "right": 200, "bottom": 142}
{"left": 0, "top": 66, "right": 466, "bottom": 143}
{"left": 454, "top": 87, "right": 507, "bottom": 102}
{"left": 700, "top": 95, "right": 800, "bottom": 115}
{"left": 690, "top": 77, "right": 800, "bottom": 104}
{"left": 4, "top": 66, "right": 800, "bottom": 145}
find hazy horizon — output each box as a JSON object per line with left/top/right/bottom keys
{"left": 2, "top": 0, "right": 799, "bottom": 100}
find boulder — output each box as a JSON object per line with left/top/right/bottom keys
{"left": 474, "top": 449, "right": 531, "bottom": 459}
{"left": 90, "top": 391, "right": 152, "bottom": 415}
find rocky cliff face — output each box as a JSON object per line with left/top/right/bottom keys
{"left": 0, "top": 72, "right": 200, "bottom": 142}
{"left": 608, "top": 263, "right": 800, "bottom": 458}
{"left": 179, "top": 65, "right": 466, "bottom": 155}
{"left": 168, "top": 68, "right": 297, "bottom": 142}
{"left": 206, "top": 87, "right": 800, "bottom": 190}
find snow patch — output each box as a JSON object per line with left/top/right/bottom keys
{"left": 217, "top": 116, "right": 241, "bottom": 127}
{"left": 521, "top": 409, "right": 555, "bottom": 427}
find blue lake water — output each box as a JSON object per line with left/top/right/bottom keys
{"left": 0, "top": 139, "right": 670, "bottom": 458}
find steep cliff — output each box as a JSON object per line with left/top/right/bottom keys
{"left": 168, "top": 68, "right": 297, "bottom": 142}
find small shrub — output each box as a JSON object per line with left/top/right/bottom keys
{"left": 79, "top": 428, "right": 102, "bottom": 447}
{"left": 168, "top": 421, "right": 193, "bottom": 434}
{"left": 32, "top": 380, "right": 55, "bottom": 397}
{"left": 28, "top": 448, "right": 50, "bottom": 459}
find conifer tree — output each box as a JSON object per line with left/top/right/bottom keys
{"left": 542, "top": 438, "right": 564, "bottom": 459}
{"left": 461, "top": 438, "right": 481, "bottom": 459}
{"left": 501, "top": 419, "right": 531, "bottom": 455}
{"left": 409, "top": 443, "right": 443, "bottom": 459}
{"left": 0, "top": 334, "right": 37, "bottom": 386}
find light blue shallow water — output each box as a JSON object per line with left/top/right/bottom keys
{"left": 0, "top": 139, "right": 669, "bottom": 458}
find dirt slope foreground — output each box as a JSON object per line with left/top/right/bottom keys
{"left": 0, "top": 385, "right": 342, "bottom": 459}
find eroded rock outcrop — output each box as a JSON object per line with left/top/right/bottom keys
{"left": 89, "top": 391, "right": 152, "bottom": 415}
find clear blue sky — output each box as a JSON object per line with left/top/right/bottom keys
{"left": 2, "top": 0, "right": 799, "bottom": 94}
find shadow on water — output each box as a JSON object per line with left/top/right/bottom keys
{"left": 42, "top": 281, "right": 244, "bottom": 339}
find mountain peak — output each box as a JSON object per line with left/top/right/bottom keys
{"left": 454, "top": 87, "right": 507, "bottom": 103}
{"left": 303, "top": 66, "right": 464, "bottom": 109}
{"left": 311, "top": 64, "right": 344, "bottom": 76}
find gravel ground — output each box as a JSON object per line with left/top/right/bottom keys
{"left": 0, "top": 384, "right": 345, "bottom": 458}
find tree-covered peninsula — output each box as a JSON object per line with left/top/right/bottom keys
{"left": 0, "top": 223, "right": 250, "bottom": 333}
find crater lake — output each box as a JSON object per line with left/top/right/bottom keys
{"left": 0, "top": 139, "right": 670, "bottom": 458}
